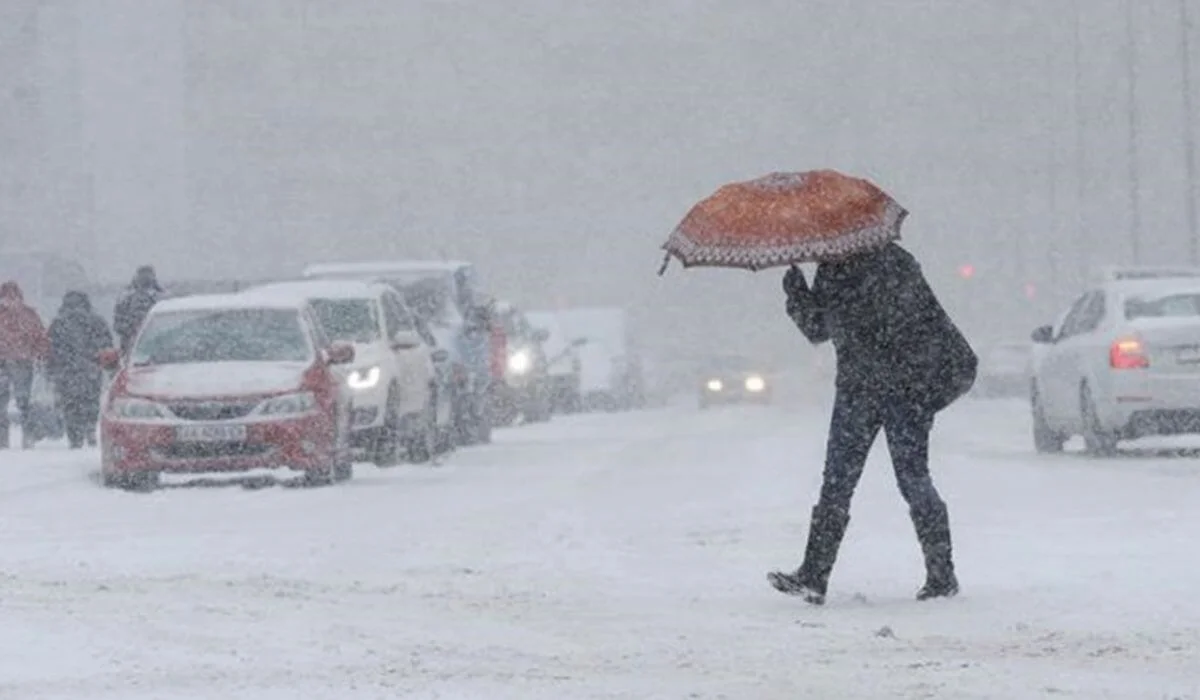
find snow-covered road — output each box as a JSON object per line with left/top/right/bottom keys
{"left": 1, "top": 397, "right": 1198, "bottom": 699}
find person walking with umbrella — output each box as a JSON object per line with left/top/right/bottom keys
{"left": 48, "top": 291, "right": 113, "bottom": 448}
{"left": 660, "top": 170, "right": 977, "bottom": 604}
{"left": 774, "top": 244, "right": 977, "bottom": 604}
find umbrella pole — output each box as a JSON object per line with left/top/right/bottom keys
{"left": 657, "top": 252, "right": 671, "bottom": 276}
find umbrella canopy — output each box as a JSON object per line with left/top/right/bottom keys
{"left": 659, "top": 170, "right": 908, "bottom": 273}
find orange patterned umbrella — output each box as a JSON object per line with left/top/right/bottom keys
{"left": 659, "top": 170, "right": 908, "bottom": 274}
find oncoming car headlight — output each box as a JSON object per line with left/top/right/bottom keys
{"left": 745, "top": 375, "right": 766, "bottom": 392}
{"left": 706, "top": 379, "right": 723, "bottom": 392}
{"left": 109, "top": 397, "right": 167, "bottom": 419}
{"left": 257, "top": 392, "right": 316, "bottom": 416}
{"left": 508, "top": 350, "right": 532, "bottom": 374}
{"left": 347, "top": 366, "right": 381, "bottom": 390}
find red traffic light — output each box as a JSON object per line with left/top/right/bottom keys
{"left": 1024, "top": 283, "right": 1037, "bottom": 299}
{"left": 958, "top": 264, "right": 975, "bottom": 279}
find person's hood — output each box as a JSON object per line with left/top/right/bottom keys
{"left": 131, "top": 265, "right": 163, "bottom": 292}
{"left": 0, "top": 281, "right": 24, "bottom": 303}
{"left": 816, "top": 242, "right": 903, "bottom": 301}
{"left": 60, "top": 290, "right": 92, "bottom": 313}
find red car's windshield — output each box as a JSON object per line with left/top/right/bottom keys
{"left": 132, "top": 309, "right": 311, "bottom": 366}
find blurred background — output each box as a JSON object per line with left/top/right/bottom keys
{"left": 1, "top": 0, "right": 1196, "bottom": 370}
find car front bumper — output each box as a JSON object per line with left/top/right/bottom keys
{"left": 101, "top": 413, "right": 334, "bottom": 474}
{"left": 700, "top": 387, "right": 772, "bottom": 404}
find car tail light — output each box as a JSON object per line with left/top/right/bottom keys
{"left": 1110, "top": 337, "right": 1148, "bottom": 369}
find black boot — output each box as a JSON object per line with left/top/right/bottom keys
{"left": 911, "top": 501, "right": 958, "bottom": 601}
{"left": 769, "top": 503, "right": 851, "bottom": 605}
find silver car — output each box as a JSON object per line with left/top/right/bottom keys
{"left": 1029, "top": 266, "right": 1200, "bottom": 455}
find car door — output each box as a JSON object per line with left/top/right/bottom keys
{"left": 1060, "top": 291, "right": 1109, "bottom": 430}
{"left": 1044, "top": 291, "right": 1104, "bottom": 426}
{"left": 1038, "top": 293, "right": 1090, "bottom": 424}
{"left": 381, "top": 290, "right": 432, "bottom": 413}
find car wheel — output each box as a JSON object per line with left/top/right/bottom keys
{"left": 371, "top": 389, "right": 403, "bottom": 467}
{"left": 102, "top": 470, "right": 159, "bottom": 492}
{"left": 524, "top": 384, "right": 552, "bottom": 423}
{"left": 1080, "top": 383, "right": 1118, "bottom": 456}
{"left": 405, "top": 403, "right": 436, "bottom": 464}
{"left": 1030, "top": 384, "right": 1064, "bottom": 454}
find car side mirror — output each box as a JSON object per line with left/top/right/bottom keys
{"left": 431, "top": 349, "right": 450, "bottom": 363}
{"left": 533, "top": 328, "right": 550, "bottom": 343}
{"left": 326, "top": 342, "right": 355, "bottom": 365}
{"left": 1031, "top": 325, "right": 1054, "bottom": 344}
{"left": 97, "top": 348, "right": 122, "bottom": 371}
{"left": 391, "top": 330, "right": 422, "bottom": 350}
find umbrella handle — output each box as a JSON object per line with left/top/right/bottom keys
{"left": 657, "top": 252, "right": 671, "bottom": 276}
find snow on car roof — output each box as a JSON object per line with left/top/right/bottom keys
{"left": 151, "top": 293, "right": 307, "bottom": 314}
{"left": 1114, "top": 279, "right": 1200, "bottom": 298}
{"left": 244, "top": 279, "right": 384, "bottom": 302}
{"left": 303, "top": 260, "right": 470, "bottom": 277}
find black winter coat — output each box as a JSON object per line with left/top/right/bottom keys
{"left": 787, "top": 243, "right": 977, "bottom": 413}
{"left": 49, "top": 292, "right": 113, "bottom": 398}
{"left": 113, "top": 286, "right": 160, "bottom": 352}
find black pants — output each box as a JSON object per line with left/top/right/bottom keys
{"left": 56, "top": 375, "right": 102, "bottom": 449}
{"left": 0, "top": 360, "right": 35, "bottom": 447}
{"left": 818, "top": 388, "right": 945, "bottom": 515}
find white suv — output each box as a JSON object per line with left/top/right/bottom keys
{"left": 247, "top": 280, "right": 453, "bottom": 464}
{"left": 1029, "top": 266, "right": 1200, "bottom": 455}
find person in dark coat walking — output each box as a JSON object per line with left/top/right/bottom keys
{"left": 113, "top": 265, "right": 163, "bottom": 355}
{"left": 0, "top": 281, "right": 50, "bottom": 449}
{"left": 769, "top": 242, "right": 977, "bottom": 605}
{"left": 48, "top": 291, "right": 113, "bottom": 449}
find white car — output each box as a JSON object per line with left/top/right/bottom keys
{"left": 245, "top": 280, "right": 453, "bottom": 464}
{"left": 1029, "top": 266, "right": 1200, "bottom": 455}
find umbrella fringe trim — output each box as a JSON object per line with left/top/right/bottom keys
{"left": 663, "top": 200, "right": 907, "bottom": 269}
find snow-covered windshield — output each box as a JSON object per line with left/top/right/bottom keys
{"left": 309, "top": 298, "right": 379, "bottom": 343}
{"left": 132, "top": 309, "right": 311, "bottom": 365}
{"left": 1124, "top": 293, "right": 1200, "bottom": 319}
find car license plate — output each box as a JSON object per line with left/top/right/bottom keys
{"left": 1178, "top": 347, "right": 1200, "bottom": 364}
{"left": 175, "top": 424, "right": 247, "bottom": 442}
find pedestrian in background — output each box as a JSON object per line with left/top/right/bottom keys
{"left": 48, "top": 291, "right": 113, "bottom": 448}
{"left": 0, "top": 281, "right": 50, "bottom": 449}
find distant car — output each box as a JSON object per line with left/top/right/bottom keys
{"left": 98, "top": 294, "right": 356, "bottom": 490}
{"left": 245, "top": 279, "right": 454, "bottom": 464}
{"left": 698, "top": 355, "right": 773, "bottom": 408}
{"left": 525, "top": 310, "right": 587, "bottom": 415}
{"left": 303, "top": 261, "right": 493, "bottom": 446}
{"left": 1029, "top": 266, "right": 1200, "bottom": 455}
{"left": 486, "top": 300, "right": 553, "bottom": 426}
{"left": 973, "top": 342, "right": 1030, "bottom": 398}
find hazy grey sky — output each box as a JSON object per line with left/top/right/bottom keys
{"left": 4, "top": 0, "right": 1197, "bottom": 363}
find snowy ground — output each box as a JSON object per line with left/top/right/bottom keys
{"left": 1, "top": 395, "right": 1198, "bottom": 699}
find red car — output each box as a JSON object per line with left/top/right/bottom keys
{"left": 99, "top": 293, "right": 356, "bottom": 490}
